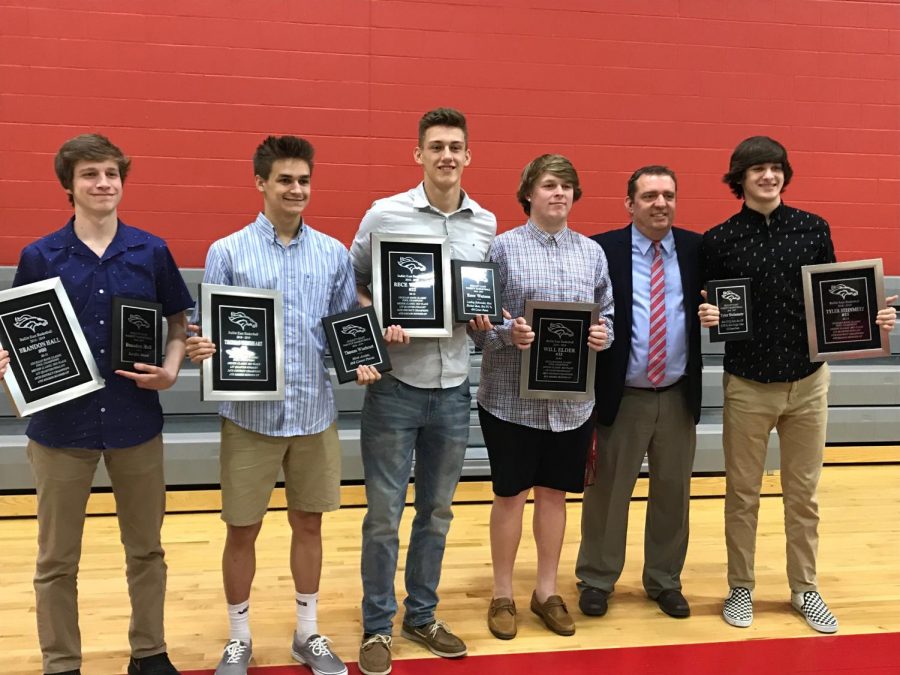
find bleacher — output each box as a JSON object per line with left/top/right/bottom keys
{"left": 1, "top": 268, "right": 898, "bottom": 492}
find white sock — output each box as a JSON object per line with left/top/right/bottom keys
{"left": 227, "top": 600, "right": 251, "bottom": 642}
{"left": 295, "top": 591, "right": 319, "bottom": 641}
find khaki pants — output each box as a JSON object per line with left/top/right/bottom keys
{"left": 577, "top": 382, "right": 696, "bottom": 597}
{"left": 28, "top": 436, "right": 168, "bottom": 674}
{"left": 723, "top": 364, "right": 830, "bottom": 593}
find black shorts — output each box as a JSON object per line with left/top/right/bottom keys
{"left": 478, "top": 405, "right": 594, "bottom": 497}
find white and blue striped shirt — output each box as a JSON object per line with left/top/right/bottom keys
{"left": 199, "top": 213, "right": 357, "bottom": 436}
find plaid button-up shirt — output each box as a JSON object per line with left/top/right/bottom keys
{"left": 471, "top": 221, "right": 614, "bottom": 431}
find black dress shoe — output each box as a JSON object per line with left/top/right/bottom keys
{"left": 578, "top": 586, "right": 610, "bottom": 616}
{"left": 655, "top": 589, "right": 691, "bottom": 618}
{"left": 128, "top": 652, "right": 180, "bottom": 674}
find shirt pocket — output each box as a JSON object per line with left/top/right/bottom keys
{"left": 298, "top": 272, "right": 333, "bottom": 317}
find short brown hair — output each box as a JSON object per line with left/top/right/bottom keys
{"left": 418, "top": 108, "right": 468, "bottom": 147}
{"left": 723, "top": 136, "right": 793, "bottom": 199}
{"left": 627, "top": 165, "right": 677, "bottom": 200}
{"left": 55, "top": 134, "right": 131, "bottom": 205}
{"left": 253, "top": 135, "right": 315, "bottom": 180}
{"left": 516, "top": 154, "right": 583, "bottom": 215}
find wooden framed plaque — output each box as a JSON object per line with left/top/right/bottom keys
{"left": 802, "top": 259, "right": 890, "bottom": 362}
{"left": 111, "top": 296, "right": 163, "bottom": 371}
{"left": 451, "top": 260, "right": 502, "bottom": 325}
{"left": 519, "top": 300, "right": 599, "bottom": 401}
{"left": 707, "top": 278, "right": 753, "bottom": 342}
{"left": 371, "top": 233, "right": 452, "bottom": 337}
{"left": 200, "top": 283, "right": 285, "bottom": 401}
{"left": 0, "top": 277, "right": 104, "bottom": 416}
{"left": 322, "top": 305, "right": 392, "bottom": 384}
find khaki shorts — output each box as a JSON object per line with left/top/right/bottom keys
{"left": 219, "top": 417, "right": 341, "bottom": 526}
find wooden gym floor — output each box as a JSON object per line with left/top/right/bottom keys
{"left": 1, "top": 450, "right": 898, "bottom": 674}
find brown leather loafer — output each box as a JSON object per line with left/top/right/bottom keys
{"left": 529, "top": 591, "right": 575, "bottom": 636}
{"left": 487, "top": 597, "right": 517, "bottom": 640}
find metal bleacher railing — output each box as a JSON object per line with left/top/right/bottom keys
{"left": 1, "top": 268, "right": 898, "bottom": 491}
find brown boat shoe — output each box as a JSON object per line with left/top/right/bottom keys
{"left": 487, "top": 597, "right": 517, "bottom": 640}
{"left": 530, "top": 591, "right": 576, "bottom": 636}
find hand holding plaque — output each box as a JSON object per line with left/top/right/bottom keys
{"left": 519, "top": 300, "right": 599, "bottom": 401}
{"left": 200, "top": 283, "right": 285, "bottom": 401}
{"left": 322, "top": 305, "right": 392, "bottom": 384}
{"left": 0, "top": 277, "right": 104, "bottom": 416}
{"left": 706, "top": 278, "right": 753, "bottom": 342}
{"left": 802, "top": 259, "right": 890, "bottom": 361}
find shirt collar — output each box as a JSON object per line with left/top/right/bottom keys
{"left": 251, "top": 212, "right": 303, "bottom": 246}
{"left": 740, "top": 201, "right": 788, "bottom": 226}
{"left": 411, "top": 182, "right": 474, "bottom": 216}
{"left": 46, "top": 217, "right": 150, "bottom": 257}
{"left": 525, "top": 220, "right": 569, "bottom": 247}
{"left": 631, "top": 223, "right": 674, "bottom": 256}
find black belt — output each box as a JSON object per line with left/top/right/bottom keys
{"left": 626, "top": 377, "right": 685, "bottom": 394}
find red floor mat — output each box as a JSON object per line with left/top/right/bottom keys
{"left": 181, "top": 631, "right": 900, "bottom": 675}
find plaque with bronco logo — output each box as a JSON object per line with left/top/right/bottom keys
{"left": 519, "top": 300, "right": 599, "bottom": 401}
{"left": 200, "top": 284, "right": 284, "bottom": 400}
{"left": 371, "top": 233, "right": 452, "bottom": 337}
{"left": 111, "top": 296, "right": 163, "bottom": 371}
{"left": 451, "top": 260, "right": 502, "bottom": 325}
{"left": 0, "top": 277, "right": 104, "bottom": 416}
{"left": 707, "top": 278, "right": 753, "bottom": 342}
{"left": 802, "top": 259, "right": 890, "bottom": 361}
{"left": 322, "top": 305, "right": 392, "bottom": 384}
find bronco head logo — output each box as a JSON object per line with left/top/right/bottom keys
{"left": 397, "top": 256, "right": 427, "bottom": 273}
{"left": 127, "top": 314, "right": 150, "bottom": 330}
{"left": 13, "top": 314, "right": 49, "bottom": 333}
{"left": 341, "top": 324, "right": 367, "bottom": 336}
{"left": 547, "top": 322, "right": 575, "bottom": 338}
{"left": 720, "top": 290, "right": 741, "bottom": 303}
{"left": 828, "top": 283, "right": 858, "bottom": 299}
{"left": 228, "top": 311, "right": 258, "bottom": 330}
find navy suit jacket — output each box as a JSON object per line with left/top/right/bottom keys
{"left": 592, "top": 224, "right": 703, "bottom": 426}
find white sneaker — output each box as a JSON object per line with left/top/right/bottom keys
{"left": 722, "top": 587, "right": 753, "bottom": 628}
{"left": 792, "top": 591, "right": 838, "bottom": 634}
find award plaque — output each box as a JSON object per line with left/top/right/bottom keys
{"left": 111, "top": 296, "right": 162, "bottom": 371}
{"left": 200, "top": 284, "right": 284, "bottom": 401}
{"left": 707, "top": 278, "right": 753, "bottom": 342}
{"left": 520, "top": 300, "right": 599, "bottom": 401}
{"left": 322, "top": 305, "right": 392, "bottom": 384}
{"left": 451, "top": 260, "right": 502, "bottom": 325}
{"left": 802, "top": 259, "right": 890, "bottom": 362}
{"left": 0, "top": 277, "right": 104, "bottom": 416}
{"left": 371, "top": 233, "right": 452, "bottom": 337}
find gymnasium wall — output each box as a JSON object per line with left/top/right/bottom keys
{"left": 1, "top": 0, "right": 898, "bottom": 272}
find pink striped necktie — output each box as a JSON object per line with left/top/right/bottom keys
{"left": 647, "top": 241, "right": 666, "bottom": 386}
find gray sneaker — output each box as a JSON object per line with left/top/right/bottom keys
{"left": 291, "top": 633, "right": 348, "bottom": 675}
{"left": 214, "top": 639, "right": 252, "bottom": 674}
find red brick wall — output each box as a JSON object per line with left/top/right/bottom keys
{"left": 1, "top": 0, "right": 898, "bottom": 271}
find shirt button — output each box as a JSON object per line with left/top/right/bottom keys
{"left": 100, "top": 407, "right": 106, "bottom": 413}
{"left": 100, "top": 349, "right": 105, "bottom": 354}
{"left": 99, "top": 289, "right": 105, "bottom": 294}
{"left": 99, "top": 320, "right": 105, "bottom": 325}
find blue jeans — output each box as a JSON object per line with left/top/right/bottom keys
{"left": 360, "top": 374, "right": 471, "bottom": 635}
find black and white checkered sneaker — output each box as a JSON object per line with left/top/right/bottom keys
{"left": 792, "top": 591, "right": 839, "bottom": 634}
{"left": 722, "top": 587, "right": 753, "bottom": 628}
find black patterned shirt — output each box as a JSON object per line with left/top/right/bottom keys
{"left": 701, "top": 202, "right": 835, "bottom": 383}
